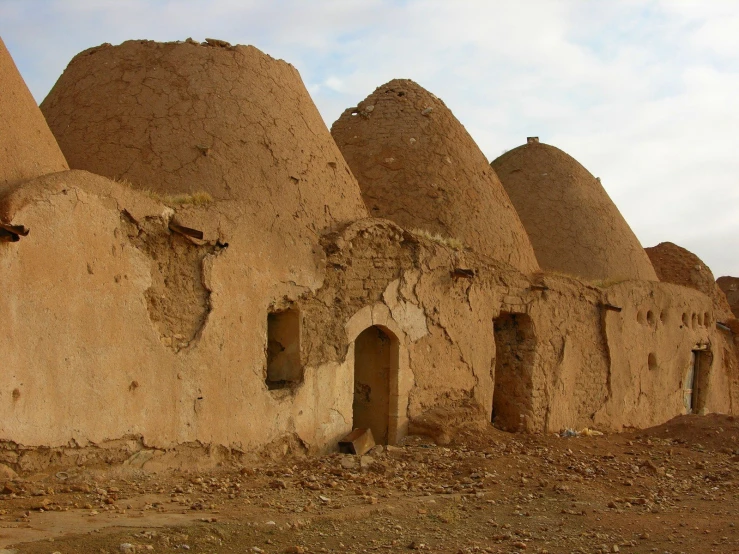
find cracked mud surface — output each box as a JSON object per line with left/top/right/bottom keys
{"left": 40, "top": 39, "right": 367, "bottom": 230}
{"left": 492, "top": 142, "right": 658, "bottom": 283}
{"left": 2, "top": 414, "right": 737, "bottom": 553}
{"left": 331, "top": 79, "right": 539, "bottom": 274}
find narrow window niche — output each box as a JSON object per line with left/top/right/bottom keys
{"left": 266, "top": 308, "right": 302, "bottom": 390}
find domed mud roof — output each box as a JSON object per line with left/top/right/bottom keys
{"left": 716, "top": 276, "right": 739, "bottom": 319}
{"left": 40, "top": 39, "right": 367, "bottom": 229}
{"left": 0, "top": 37, "right": 68, "bottom": 190}
{"left": 491, "top": 140, "right": 657, "bottom": 282}
{"left": 646, "top": 242, "right": 732, "bottom": 319}
{"left": 331, "top": 79, "right": 539, "bottom": 274}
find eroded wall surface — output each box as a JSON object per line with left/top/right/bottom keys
{"left": 1, "top": 173, "right": 735, "bottom": 456}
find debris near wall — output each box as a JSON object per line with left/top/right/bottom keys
{"left": 492, "top": 141, "right": 658, "bottom": 282}
{"left": 717, "top": 276, "right": 739, "bottom": 319}
{"left": 646, "top": 241, "right": 733, "bottom": 321}
{"left": 408, "top": 399, "right": 489, "bottom": 446}
{"left": 40, "top": 39, "right": 367, "bottom": 232}
{"left": 331, "top": 79, "right": 539, "bottom": 274}
{"left": 0, "top": 38, "right": 68, "bottom": 190}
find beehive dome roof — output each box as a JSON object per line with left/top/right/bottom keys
{"left": 646, "top": 241, "right": 732, "bottom": 319}
{"left": 492, "top": 141, "right": 657, "bottom": 282}
{"left": 0, "top": 37, "right": 68, "bottom": 190}
{"left": 331, "top": 79, "right": 539, "bottom": 274}
{"left": 40, "top": 39, "right": 367, "bottom": 230}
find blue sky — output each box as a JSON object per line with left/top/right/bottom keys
{"left": 2, "top": 0, "right": 738, "bottom": 276}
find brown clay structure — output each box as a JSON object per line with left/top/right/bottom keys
{"left": 717, "top": 276, "right": 739, "bottom": 319}
{"left": 646, "top": 241, "right": 733, "bottom": 321}
{"left": 491, "top": 139, "right": 658, "bottom": 282}
{"left": 40, "top": 39, "right": 367, "bottom": 226}
{"left": 0, "top": 38, "right": 68, "bottom": 191}
{"left": 331, "top": 79, "right": 539, "bottom": 274}
{"left": 0, "top": 39, "right": 737, "bottom": 474}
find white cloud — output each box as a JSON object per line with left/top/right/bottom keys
{"left": 1, "top": 0, "right": 737, "bottom": 275}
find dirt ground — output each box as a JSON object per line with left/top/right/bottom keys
{"left": 0, "top": 414, "right": 737, "bottom": 554}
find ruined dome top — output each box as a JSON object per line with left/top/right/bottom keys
{"left": 717, "top": 276, "right": 739, "bottom": 320}
{"left": 331, "top": 79, "right": 539, "bottom": 274}
{"left": 0, "top": 37, "right": 68, "bottom": 190}
{"left": 40, "top": 39, "right": 367, "bottom": 231}
{"left": 492, "top": 141, "right": 658, "bottom": 282}
{"left": 646, "top": 242, "right": 732, "bottom": 319}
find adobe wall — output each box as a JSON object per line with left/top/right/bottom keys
{"left": 1, "top": 172, "right": 734, "bottom": 458}
{"left": 0, "top": 37, "right": 68, "bottom": 190}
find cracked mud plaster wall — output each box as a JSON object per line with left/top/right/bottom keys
{"left": 593, "top": 282, "right": 735, "bottom": 427}
{"left": 0, "top": 169, "right": 340, "bottom": 451}
{"left": 0, "top": 37, "right": 68, "bottom": 189}
{"left": 40, "top": 40, "right": 367, "bottom": 230}
{"left": 0, "top": 173, "right": 735, "bottom": 452}
{"left": 518, "top": 276, "right": 737, "bottom": 433}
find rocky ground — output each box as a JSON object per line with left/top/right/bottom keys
{"left": 0, "top": 414, "right": 737, "bottom": 554}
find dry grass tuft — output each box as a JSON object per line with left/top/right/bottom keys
{"left": 410, "top": 228, "right": 464, "bottom": 251}
{"left": 113, "top": 178, "right": 214, "bottom": 207}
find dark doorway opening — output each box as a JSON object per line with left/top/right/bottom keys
{"left": 353, "top": 325, "right": 399, "bottom": 444}
{"left": 266, "top": 308, "right": 301, "bottom": 390}
{"left": 492, "top": 312, "right": 536, "bottom": 432}
{"left": 685, "top": 347, "right": 711, "bottom": 414}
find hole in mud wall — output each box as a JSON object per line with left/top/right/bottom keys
{"left": 353, "top": 326, "right": 399, "bottom": 445}
{"left": 266, "top": 309, "right": 302, "bottom": 390}
{"left": 492, "top": 312, "right": 536, "bottom": 432}
{"left": 681, "top": 313, "right": 689, "bottom": 327}
{"left": 685, "top": 349, "right": 712, "bottom": 414}
{"left": 646, "top": 310, "right": 656, "bottom": 326}
{"left": 660, "top": 310, "right": 668, "bottom": 324}
{"left": 123, "top": 215, "right": 216, "bottom": 350}
{"left": 648, "top": 352, "right": 658, "bottom": 371}
{"left": 637, "top": 311, "right": 646, "bottom": 324}
{"left": 691, "top": 313, "right": 698, "bottom": 329}
{"left": 704, "top": 312, "right": 710, "bottom": 326}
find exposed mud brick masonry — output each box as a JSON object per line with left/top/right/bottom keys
{"left": 492, "top": 141, "right": 658, "bottom": 282}
{"left": 0, "top": 38, "right": 736, "bottom": 467}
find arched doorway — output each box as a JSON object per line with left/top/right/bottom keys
{"left": 353, "top": 325, "right": 399, "bottom": 444}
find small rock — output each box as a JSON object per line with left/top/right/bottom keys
{"left": 340, "top": 457, "right": 357, "bottom": 470}
{"left": 119, "top": 544, "right": 136, "bottom": 554}
{"left": 0, "top": 464, "right": 17, "bottom": 481}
